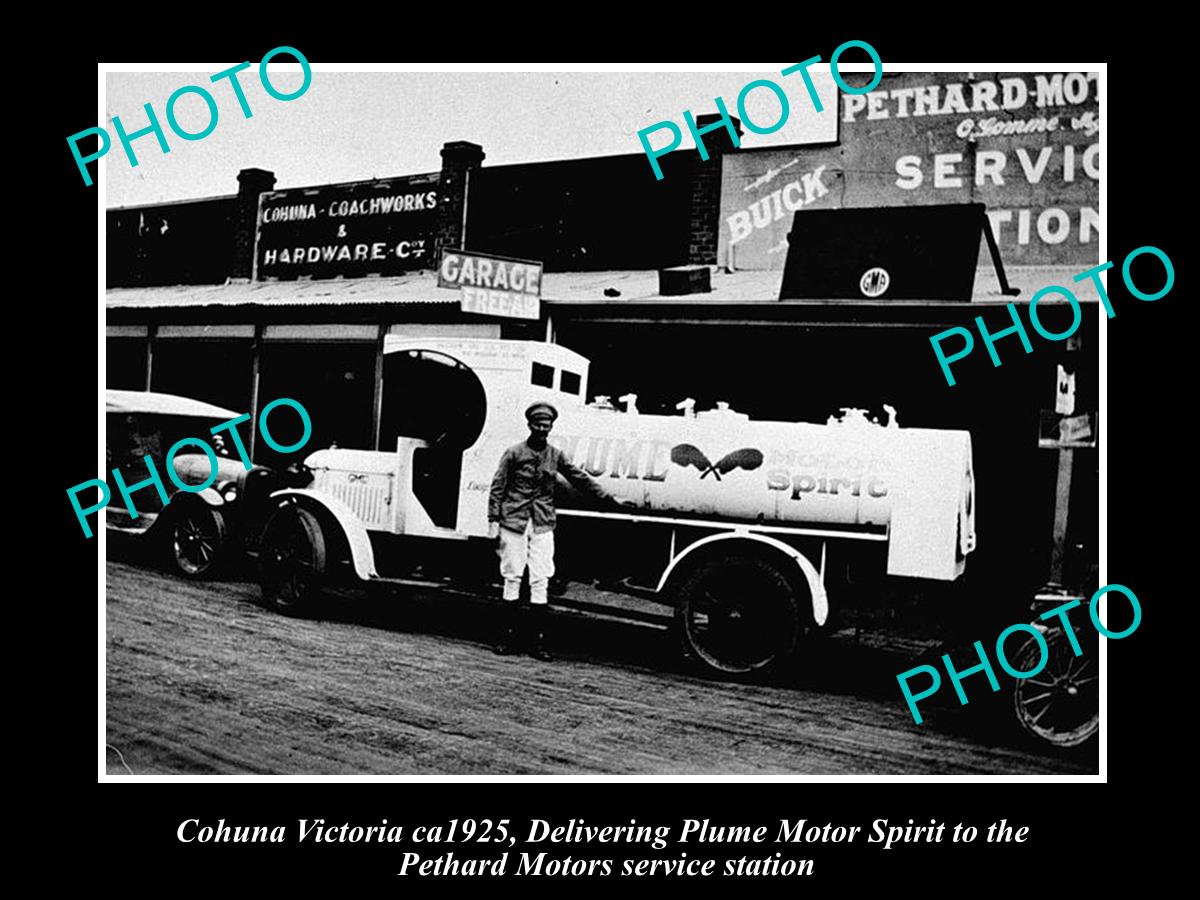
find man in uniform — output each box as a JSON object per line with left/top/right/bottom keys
{"left": 488, "top": 401, "right": 622, "bottom": 660}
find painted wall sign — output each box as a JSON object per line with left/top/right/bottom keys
{"left": 719, "top": 71, "right": 1099, "bottom": 271}
{"left": 254, "top": 173, "right": 438, "bottom": 280}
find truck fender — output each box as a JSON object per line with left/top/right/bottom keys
{"left": 656, "top": 531, "right": 829, "bottom": 627}
{"left": 166, "top": 487, "right": 226, "bottom": 509}
{"left": 269, "top": 489, "right": 377, "bottom": 580}
{"left": 190, "top": 487, "right": 225, "bottom": 507}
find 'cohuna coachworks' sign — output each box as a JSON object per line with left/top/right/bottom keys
{"left": 254, "top": 173, "right": 438, "bottom": 280}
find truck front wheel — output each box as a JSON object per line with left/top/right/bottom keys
{"left": 677, "top": 554, "right": 803, "bottom": 677}
{"left": 259, "top": 505, "right": 327, "bottom": 616}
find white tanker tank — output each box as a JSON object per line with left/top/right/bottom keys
{"left": 546, "top": 401, "right": 976, "bottom": 581}
{"left": 330, "top": 338, "right": 977, "bottom": 583}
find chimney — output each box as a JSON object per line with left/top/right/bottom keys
{"left": 435, "top": 141, "right": 486, "bottom": 261}
{"left": 233, "top": 167, "right": 276, "bottom": 280}
{"left": 688, "top": 113, "right": 742, "bottom": 266}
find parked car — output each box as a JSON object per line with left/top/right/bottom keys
{"left": 106, "top": 389, "right": 305, "bottom": 576}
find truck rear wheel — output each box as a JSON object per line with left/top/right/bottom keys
{"left": 259, "top": 505, "right": 327, "bottom": 616}
{"left": 1012, "top": 627, "right": 1099, "bottom": 748}
{"left": 677, "top": 554, "right": 803, "bottom": 677}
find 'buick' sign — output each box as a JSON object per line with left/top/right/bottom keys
{"left": 254, "top": 173, "right": 438, "bottom": 280}
{"left": 438, "top": 249, "right": 543, "bottom": 321}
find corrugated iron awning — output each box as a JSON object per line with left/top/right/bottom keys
{"left": 539, "top": 266, "right": 1105, "bottom": 306}
{"left": 106, "top": 265, "right": 1102, "bottom": 311}
{"left": 106, "top": 272, "right": 459, "bottom": 309}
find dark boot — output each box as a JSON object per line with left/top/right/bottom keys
{"left": 529, "top": 604, "right": 553, "bottom": 662}
{"left": 492, "top": 602, "right": 519, "bottom": 655}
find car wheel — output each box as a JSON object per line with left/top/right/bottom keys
{"left": 1012, "top": 627, "right": 1099, "bottom": 749}
{"left": 171, "top": 504, "right": 227, "bottom": 578}
{"left": 259, "top": 505, "right": 327, "bottom": 616}
{"left": 677, "top": 554, "right": 803, "bottom": 677}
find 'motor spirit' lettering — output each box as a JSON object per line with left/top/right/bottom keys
{"left": 766, "top": 469, "right": 888, "bottom": 499}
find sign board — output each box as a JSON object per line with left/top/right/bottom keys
{"left": 779, "top": 204, "right": 984, "bottom": 301}
{"left": 438, "top": 248, "right": 543, "bottom": 321}
{"left": 720, "top": 71, "right": 1099, "bottom": 271}
{"left": 254, "top": 173, "right": 438, "bottom": 280}
{"left": 1039, "top": 410, "right": 1097, "bottom": 449}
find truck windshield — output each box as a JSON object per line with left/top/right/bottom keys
{"left": 380, "top": 348, "right": 488, "bottom": 529}
{"left": 380, "top": 349, "right": 486, "bottom": 451}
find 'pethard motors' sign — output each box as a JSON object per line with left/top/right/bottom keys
{"left": 254, "top": 173, "right": 438, "bottom": 280}
{"left": 438, "top": 248, "right": 543, "bottom": 321}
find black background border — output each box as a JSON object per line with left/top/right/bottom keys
{"left": 44, "top": 20, "right": 1181, "bottom": 889}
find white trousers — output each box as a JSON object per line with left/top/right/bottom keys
{"left": 498, "top": 520, "right": 555, "bottom": 605}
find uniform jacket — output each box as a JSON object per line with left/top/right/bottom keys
{"left": 489, "top": 439, "right": 609, "bottom": 533}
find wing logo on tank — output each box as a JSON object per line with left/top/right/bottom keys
{"left": 670, "top": 444, "right": 764, "bottom": 481}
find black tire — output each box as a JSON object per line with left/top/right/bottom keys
{"left": 1011, "top": 627, "right": 1099, "bottom": 749}
{"left": 259, "top": 505, "right": 327, "bottom": 616}
{"left": 170, "top": 503, "right": 227, "bottom": 578}
{"left": 676, "top": 553, "right": 804, "bottom": 677}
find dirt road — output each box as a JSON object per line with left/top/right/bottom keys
{"left": 104, "top": 552, "right": 1096, "bottom": 776}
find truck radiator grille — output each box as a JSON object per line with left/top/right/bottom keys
{"left": 312, "top": 471, "right": 393, "bottom": 530}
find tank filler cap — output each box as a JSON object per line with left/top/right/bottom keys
{"left": 829, "top": 407, "right": 875, "bottom": 427}
{"left": 697, "top": 401, "right": 750, "bottom": 423}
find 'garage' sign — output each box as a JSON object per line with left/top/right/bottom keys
{"left": 438, "top": 249, "right": 543, "bottom": 321}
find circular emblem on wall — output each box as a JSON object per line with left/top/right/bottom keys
{"left": 859, "top": 266, "right": 890, "bottom": 298}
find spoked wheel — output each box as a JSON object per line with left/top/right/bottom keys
{"left": 171, "top": 504, "right": 227, "bottom": 578}
{"left": 1012, "top": 628, "right": 1099, "bottom": 748}
{"left": 259, "top": 505, "right": 327, "bottom": 616}
{"left": 677, "top": 555, "right": 802, "bottom": 677}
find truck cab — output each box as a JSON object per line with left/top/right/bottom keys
{"left": 300, "top": 337, "right": 590, "bottom": 541}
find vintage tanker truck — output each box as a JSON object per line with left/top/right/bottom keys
{"left": 257, "top": 337, "right": 977, "bottom": 679}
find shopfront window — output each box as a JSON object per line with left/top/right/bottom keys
{"left": 150, "top": 340, "right": 253, "bottom": 417}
